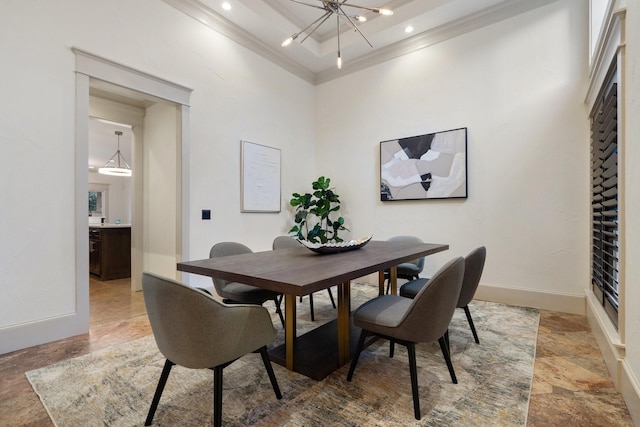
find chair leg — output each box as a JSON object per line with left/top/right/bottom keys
{"left": 438, "top": 335, "right": 457, "bottom": 384}
{"left": 309, "top": 293, "right": 315, "bottom": 321}
{"left": 259, "top": 346, "right": 282, "bottom": 399}
{"left": 327, "top": 287, "right": 336, "bottom": 309}
{"left": 145, "top": 359, "right": 175, "bottom": 426}
{"left": 463, "top": 305, "right": 480, "bottom": 344}
{"left": 389, "top": 341, "right": 395, "bottom": 358}
{"left": 273, "top": 296, "right": 285, "bottom": 327}
{"left": 346, "top": 329, "right": 368, "bottom": 381}
{"left": 213, "top": 365, "right": 224, "bottom": 427}
{"left": 407, "top": 343, "right": 421, "bottom": 420}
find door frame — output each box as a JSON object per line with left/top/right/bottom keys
{"left": 74, "top": 48, "right": 192, "bottom": 324}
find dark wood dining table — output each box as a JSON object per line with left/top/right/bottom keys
{"left": 177, "top": 240, "right": 448, "bottom": 380}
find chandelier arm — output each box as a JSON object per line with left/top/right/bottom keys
{"left": 299, "top": 11, "right": 333, "bottom": 43}
{"left": 117, "top": 151, "right": 131, "bottom": 169}
{"left": 336, "top": 5, "right": 372, "bottom": 47}
{"left": 336, "top": 12, "right": 341, "bottom": 68}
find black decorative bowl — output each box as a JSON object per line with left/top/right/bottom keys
{"left": 297, "top": 235, "right": 373, "bottom": 254}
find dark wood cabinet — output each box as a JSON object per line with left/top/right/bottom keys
{"left": 89, "top": 226, "right": 131, "bottom": 280}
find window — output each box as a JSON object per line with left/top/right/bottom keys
{"left": 88, "top": 183, "right": 109, "bottom": 218}
{"left": 88, "top": 191, "right": 103, "bottom": 216}
{"left": 590, "top": 63, "right": 619, "bottom": 328}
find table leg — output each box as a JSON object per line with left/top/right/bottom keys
{"left": 284, "top": 294, "right": 296, "bottom": 371}
{"left": 378, "top": 270, "right": 385, "bottom": 296}
{"left": 389, "top": 266, "right": 398, "bottom": 295}
{"left": 337, "top": 281, "right": 351, "bottom": 367}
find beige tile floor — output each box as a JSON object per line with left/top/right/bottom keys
{"left": 0, "top": 278, "right": 634, "bottom": 426}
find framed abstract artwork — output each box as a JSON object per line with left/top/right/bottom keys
{"left": 241, "top": 140, "right": 281, "bottom": 212}
{"left": 380, "top": 127, "right": 468, "bottom": 201}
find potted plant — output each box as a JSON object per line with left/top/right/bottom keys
{"left": 289, "top": 176, "right": 348, "bottom": 243}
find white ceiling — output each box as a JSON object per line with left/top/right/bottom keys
{"left": 164, "top": 0, "right": 556, "bottom": 83}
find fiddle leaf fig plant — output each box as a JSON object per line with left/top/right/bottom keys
{"left": 289, "top": 176, "right": 348, "bottom": 243}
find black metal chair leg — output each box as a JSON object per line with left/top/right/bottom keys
{"left": 273, "top": 296, "right": 285, "bottom": 327}
{"left": 346, "top": 330, "right": 368, "bottom": 381}
{"left": 309, "top": 293, "right": 315, "bottom": 321}
{"left": 438, "top": 336, "right": 457, "bottom": 384}
{"left": 259, "top": 346, "right": 282, "bottom": 399}
{"left": 327, "top": 287, "right": 336, "bottom": 308}
{"left": 145, "top": 359, "right": 175, "bottom": 426}
{"left": 463, "top": 305, "right": 480, "bottom": 344}
{"left": 407, "top": 343, "right": 421, "bottom": 420}
{"left": 213, "top": 365, "right": 223, "bottom": 427}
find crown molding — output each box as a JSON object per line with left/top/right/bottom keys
{"left": 315, "top": 0, "right": 558, "bottom": 84}
{"left": 164, "top": 0, "right": 558, "bottom": 85}
{"left": 162, "top": 0, "right": 316, "bottom": 84}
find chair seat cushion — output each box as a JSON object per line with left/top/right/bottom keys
{"left": 221, "top": 282, "right": 279, "bottom": 304}
{"left": 397, "top": 262, "right": 421, "bottom": 276}
{"left": 385, "top": 262, "right": 421, "bottom": 280}
{"left": 399, "top": 278, "right": 430, "bottom": 299}
{"left": 354, "top": 295, "right": 412, "bottom": 334}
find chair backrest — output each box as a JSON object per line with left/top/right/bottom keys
{"left": 272, "top": 235, "right": 300, "bottom": 250}
{"left": 387, "top": 235, "right": 425, "bottom": 272}
{"left": 142, "top": 272, "right": 276, "bottom": 369}
{"left": 396, "top": 257, "right": 465, "bottom": 343}
{"left": 458, "top": 246, "right": 487, "bottom": 308}
{"left": 209, "top": 242, "right": 253, "bottom": 295}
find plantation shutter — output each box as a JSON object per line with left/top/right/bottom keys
{"left": 591, "top": 64, "right": 619, "bottom": 328}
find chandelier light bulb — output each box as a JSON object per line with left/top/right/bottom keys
{"left": 337, "top": 55, "right": 342, "bottom": 69}
{"left": 356, "top": 15, "right": 366, "bottom": 22}
{"left": 282, "top": 37, "right": 293, "bottom": 47}
{"left": 376, "top": 8, "right": 393, "bottom": 16}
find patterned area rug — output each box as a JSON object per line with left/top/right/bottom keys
{"left": 27, "top": 283, "right": 539, "bottom": 426}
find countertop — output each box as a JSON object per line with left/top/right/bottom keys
{"left": 89, "top": 224, "right": 131, "bottom": 229}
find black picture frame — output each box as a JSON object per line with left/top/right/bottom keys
{"left": 380, "top": 127, "right": 467, "bottom": 201}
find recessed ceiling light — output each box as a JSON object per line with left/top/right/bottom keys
{"left": 222, "top": 2, "right": 231, "bottom": 11}
{"left": 405, "top": 25, "right": 414, "bottom": 33}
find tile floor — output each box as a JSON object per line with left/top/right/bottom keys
{"left": 0, "top": 278, "right": 634, "bottom": 426}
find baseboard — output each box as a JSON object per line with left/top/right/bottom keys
{"left": 621, "top": 360, "right": 640, "bottom": 425}
{"left": 586, "top": 293, "right": 640, "bottom": 424}
{"left": 585, "top": 291, "right": 624, "bottom": 384}
{"left": 474, "top": 283, "right": 586, "bottom": 315}
{"left": 0, "top": 313, "right": 89, "bottom": 355}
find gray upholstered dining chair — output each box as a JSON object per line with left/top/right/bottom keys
{"left": 210, "top": 241, "right": 285, "bottom": 327}
{"left": 346, "top": 257, "right": 465, "bottom": 420}
{"left": 141, "top": 272, "right": 282, "bottom": 427}
{"left": 400, "top": 246, "right": 486, "bottom": 343}
{"left": 384, "top": 235, "right": 426, "bottom": 294}
{"left": 272, "top": 235, "right": 336, "bottom": 321}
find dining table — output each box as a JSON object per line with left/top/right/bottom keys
{"left": 177, "top": 239, "right": 448, "bottom": 380}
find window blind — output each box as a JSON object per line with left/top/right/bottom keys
{"left": 591, "top": 65, "right": 619, "bottom": 328}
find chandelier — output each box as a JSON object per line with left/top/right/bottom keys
{"left": 282, "top": 1, "right": 393, "bottom": 69}
{"left": 99, "top": 131, "right": 132, "bottom": 177}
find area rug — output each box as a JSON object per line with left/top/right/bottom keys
{"left": 26, "top": 283, "right": 539, "bottom": 426}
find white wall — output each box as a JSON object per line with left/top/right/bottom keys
{"left": 0, "top": 0, "right": 315, "bottom": 353}
{"left": 315, "top": 0, "right": 590, "bottom": 305}
{"left": 143, "top": 102, "right": 179, "bottom": 280}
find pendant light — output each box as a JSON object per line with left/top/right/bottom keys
{"left": 98, "top": 131, "right": 132, "bottom": 177}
